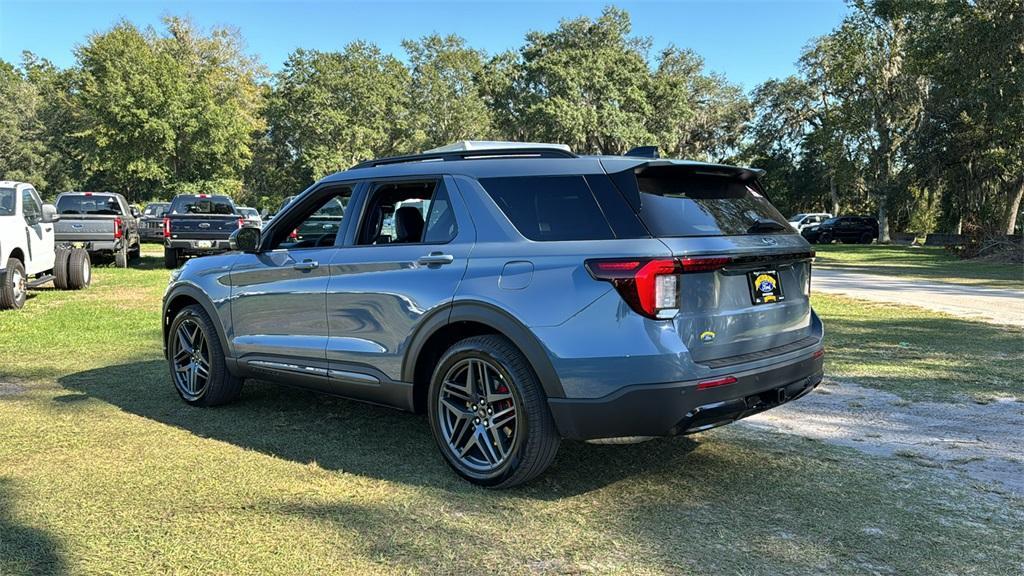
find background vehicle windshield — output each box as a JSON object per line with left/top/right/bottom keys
{"left": 144, "top": 204, "right": 169, "bottom": 217}
{"left": 238, "top": 207, "right": 259, "bottom": 218}
{"left": 0, "top": 188, "right": 15, "bottom": 216}
{"left": 822, "top": 218, "right": 839, "bottom": 226}
{"left": 169, "top": 196, "right": 235, "bottom": 215}
{"left": 789, "top": 213, "right": 807, "bottom": 221}
{"left": 56, "top": 194, "right": 122, "bottom": 215}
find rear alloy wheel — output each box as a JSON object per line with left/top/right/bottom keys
{"left": 0, "top": 258, "right": 27, "bottom": 310}
{"left": 428, "top": 335, "right": 560, "bottom": 488}
{"left": 168, "top": 304, "right": 242, "bottom": 406}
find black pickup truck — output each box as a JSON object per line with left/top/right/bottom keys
{"left": 163, "top": 194, "right": 242, "bottom": 268}
{"left": 54, "top": 192, "right": 142, "bottom": 268}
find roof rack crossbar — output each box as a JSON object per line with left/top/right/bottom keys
{"left": 351, "top": 147, "right": 578, "bottom": 169}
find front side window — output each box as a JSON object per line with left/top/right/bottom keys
{"left": 266, "top": 186, "right": 352, "bottom": 251}
{"left": 356, "top": 180, "right": 457, "bottom": 245}
{"left": 22, "top": 189, "right": 42, "bottom": 225}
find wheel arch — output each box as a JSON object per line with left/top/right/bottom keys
{"left": 403, "top": 300, "right": 565, "bottom": 413}
{"left": 162, "top": 284, "right": 232, "bottom": 364}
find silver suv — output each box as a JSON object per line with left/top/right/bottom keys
{"left": 162, "top": 142, "right": 824, "bottom": 487}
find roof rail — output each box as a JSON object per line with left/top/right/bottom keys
{"left": 350, "top": 147, "right": 578, "bottom": 170}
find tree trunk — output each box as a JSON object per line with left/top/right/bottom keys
{"left": 878, "top": 200, "right": 890, "bottom": 244}
{"left": 828, "top": 174, "right": 840, "bottom": 216}
{"left": 1004, "top": 174, "right": 1024, "bottom": 235}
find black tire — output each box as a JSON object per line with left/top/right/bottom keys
{"left": 428, "top": 335, "right": 560, "bottom": 488}
{"left": 66, "top": 248, "right": 91, "bottom": 290}
{"left": 167, "top": 304, "right": 243, "bottom": 406}
{"left": 818, "top": 232, "right": 833, "bottom": 244}
{"left": 860, "top": 232, "right": 873, "bottom": 244}
{"left": 0, "top": 258, "right": 27, "bottom": 310}
{"left": 53, "top": 247, "right": 71, "bottom": 290}
{"left": 114, "top": 243, "right": 128, "bottom": 268}
{"left": 164, "top": 247, "right": 179, "bottom": 269}
{"left": 129, "top": 242, "right": 141, "bottom": 261}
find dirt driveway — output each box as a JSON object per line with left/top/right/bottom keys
{"left": 812, "top": 268, "right": 1024, "bottom": 326}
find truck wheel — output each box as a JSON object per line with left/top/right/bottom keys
{"left": 0, "top": 258, "right": 27, "bottom": 310}
{"left": 428, "top": 335, "right": 560, "bottom": 488}
{"left": 164, "top": 247, "right": 179, "bottom": 269}
{"left": 114, "top": 243, "right": 129, "bottom": 268}
{"left": 168, "top": 304, "right": 243, "bottom": 406}
{"left": 53, "top": 247, "right": 71, "bottom": 290}
{"left": 66, "top": 248, "right": 92, "bottom": 290}
{"left": 129, "top": 242, "right": 141, "bottom": 261}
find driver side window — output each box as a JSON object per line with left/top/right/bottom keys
{"left": 22, "top": 189, "right": 42, "bottom": 226}
{"left": 266, "top": 186, "right": 353, "bottom": 251}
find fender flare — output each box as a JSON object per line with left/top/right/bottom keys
{"left": 162, "top": 283, "right": 232, "bottom": 363}
{"left": 402, "top": 300, "right": 566, "bottom": 399}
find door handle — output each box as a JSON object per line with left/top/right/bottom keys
{"left": 293, "top": 260, "right": 319, "bottom": 271}
{"left": 418, "top": 252, "right": 454, "bottom": 266}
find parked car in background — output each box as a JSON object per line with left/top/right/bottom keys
{"left": 788, "top": 212, "right": 832, "bottom": 232}
{"left": 54, "top": 192, "right": 141, "bottom": 268}
{"left": 161, "top": 141, "right": 824, "bottom": 488}
{"left": 1, "top": 181, "right": 91, "bottom": 310}
{"left": 803, "top": 216, "right": 879, "bottom": 244}
{"left": 162, "top": 194, "right": 242, "bottom": 269}
{"left": 237, "top": 206, "right": 263, "bottom": 228}
{"left": 139, "top": 202, "right": 171, "bottom": 242}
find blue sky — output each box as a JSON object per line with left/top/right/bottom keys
{"left": 0, "top": 1, "right": 849, "bottom": 91}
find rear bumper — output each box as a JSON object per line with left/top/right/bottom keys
{"left": 548, "top": 350, "right": 824, "bottom": 440}
{"left": 55, "top": 238, "right": 122, "bottom": 253}
{"left": 165, "top": 239, "right": 232, "bottom": 254}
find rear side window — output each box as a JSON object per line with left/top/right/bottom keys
{"left": 630, "top": 167, "right": 790, "bottom": 237}
{"left": 56, "top": 194, "right": 122, "bottom": 215}
{"left": 169, "top": 196, "right": 235, "bottom": 215}
{"left": 478, "top": 176, "right": 614, "bottom": 241}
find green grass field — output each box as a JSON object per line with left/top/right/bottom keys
{"left": 814, "top": 244, "right": 1023, "bottom": 289}
{"left": 1, "top": 248, "right": 1021, "bottom": 575}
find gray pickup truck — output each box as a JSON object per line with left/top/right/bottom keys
{"left": 163, "top": 194, "right": 242, "bottom": 269}
{"left": 54, "top": 192, "right": 141, "bottom": 268}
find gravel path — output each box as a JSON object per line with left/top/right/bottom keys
{"left": 812, "top": 268, "right": 1024, "bottom": 326}
{"left": 743, "top": 380, "right": 1024, "bottom": 496}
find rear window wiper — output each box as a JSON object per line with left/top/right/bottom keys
{"left": 747, "top": 217, "right": 787, "bottom": 233}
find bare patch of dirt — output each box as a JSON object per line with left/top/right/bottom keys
{"left": 0, "top": 381, "right": 26, "bottom": 396}
{"left": 742, "top": 379, "right": 1024, "bottom": 496}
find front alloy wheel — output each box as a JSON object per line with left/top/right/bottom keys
{"left": 171, "top": 318, "right": 211, "bottom": 401}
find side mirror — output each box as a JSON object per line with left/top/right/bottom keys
{"left": 230, "top": 226, "right": 261, "bottom": 253}
{"left": 41, "top": 204, "right": 59, "bottom": 223}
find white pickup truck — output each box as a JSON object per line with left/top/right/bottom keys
{"left": 0, "top": 181, "right": 91, "bottom": 310}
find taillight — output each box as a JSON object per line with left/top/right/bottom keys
{"left": 238, "top": 217, "right": 245, "bottom": 229}
{"left": 289, "top": 228, "right": 298, "bottom": 240}
{"left": 586, "top": 255, "right": 732, "bottom": 320}
{"left": 162, "top": 216, "right": 171, "bottom": 238}
{"left": 697, "top": 376, "right": 737, "bottom": 390}
{"left": 113, "top": 216, "right": 123, "bottom": 239}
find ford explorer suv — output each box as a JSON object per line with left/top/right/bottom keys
{"left": 1, "top": 182, "right": 91, "bottom": 310}
{"left": 162, "top": 194, "right": 243, "bottom": 268}
{"left": 161, "top": 142, "right": 824, "bottom": 488}
{"left": 54, "top": 192, "right": 142, "bottom": 268}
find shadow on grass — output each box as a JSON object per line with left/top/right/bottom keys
{"left": 58, "top": 360, "right": 699, "bottom": 498}
{"left": 0, "top": 478, "right": 66, "bottom": 576}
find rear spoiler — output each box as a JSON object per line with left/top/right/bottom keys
{"left": 602, "top": 159, "right": 769, "bottom": 211}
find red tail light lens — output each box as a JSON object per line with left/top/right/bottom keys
{"left": 162, "top": 216, "right": 171, "bottom": 238}
{"left": 586, "top": 255, "right": 733, "bottom": 320}
{"left": 238, "top": 217, "right": 245, "bottom": 229}
{"left": 113, "top": 216, "right": 123, "bottom": 239}
{"left": 697, "top": 376, "right": 737, "bottom": 390}
{"left": 289, "top": 228, "right": 299, "bottom": 240}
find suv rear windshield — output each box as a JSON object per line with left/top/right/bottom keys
{"left": 56, "top": 194, "right": 122, "bottom": 215}
{"left": 169, "top": 195, "right": 235, "bottom": 215}
{"left": 478, "top": 176, "right": 615, "bottom": 241}
{"left": 630, "top": 166, "right": 790, "bottom": 237}
{"left": 144, "top": 203, "right": 169, "bottom": 217}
